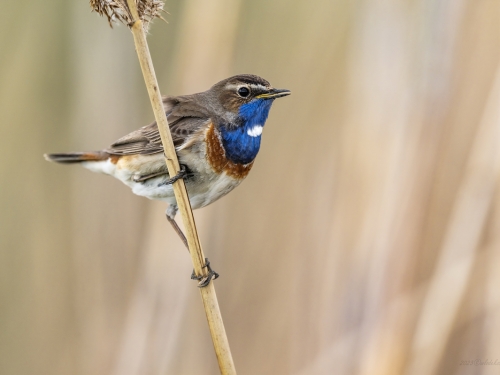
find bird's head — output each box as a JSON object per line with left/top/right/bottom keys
{"left": 211, "top": 74, "right": 290, "bottom": 126}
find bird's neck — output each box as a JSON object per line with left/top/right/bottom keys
{"left": 219, "top": 99, "right": 273, "bottom": 165}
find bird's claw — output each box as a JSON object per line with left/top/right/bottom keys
{"left": 158, "top": 165, "right": 187, "bottom": 187}
{"left": 191, "top": 258, "right": 219, "bottom": 288}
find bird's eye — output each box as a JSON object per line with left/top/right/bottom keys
{"left": 237, "top": 87, "right": 250, "bottom": 98}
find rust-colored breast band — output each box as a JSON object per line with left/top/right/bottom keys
{"left": 206, "top": 123, "right": 253, "bottom": 180}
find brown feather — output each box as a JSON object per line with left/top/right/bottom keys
{"left": 106, "top": 97, "right": 211, "bottom": 156}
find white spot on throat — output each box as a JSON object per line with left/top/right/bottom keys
{"left": 247, "top": 125, "right": 263, "bottom": 137}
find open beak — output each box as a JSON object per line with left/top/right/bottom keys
{"left": 257, "top": 88, "right": 291, "bottom": 99}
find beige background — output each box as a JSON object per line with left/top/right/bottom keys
{"left": 1, "top": 1, "right": 500, "bottom": 374}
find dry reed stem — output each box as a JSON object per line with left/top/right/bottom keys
{"left": 125, "top": 4, "right": 236, "bottom": 375}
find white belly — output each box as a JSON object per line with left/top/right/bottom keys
{"left": 129, "top": 170, "right": 241, "bottom": 209}
{"left": 81, "top": 153, "right": 243, "bottom": 210}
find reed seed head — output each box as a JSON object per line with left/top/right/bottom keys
{"left": 90, "top": 0, "right": 164, "bottom": 30}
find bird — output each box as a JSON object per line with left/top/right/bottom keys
{"left": 45, "top": 74, "right": 290, "bottom": 257}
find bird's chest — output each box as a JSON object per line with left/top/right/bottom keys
{"left": 171, "top": 121, "right": 262, "bottom": 209}
{"left": 204, "top": 123, "right": 256, "bottom": 180}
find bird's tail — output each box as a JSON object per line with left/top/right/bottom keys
{"left": 44, "top": 151, "right": 109, "bottom": 164}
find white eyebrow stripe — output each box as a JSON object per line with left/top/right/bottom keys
{"left": 247, "top": 125, "right": 263, "bottom": 137}
{"left": 225, "top": 83, "right": 269, "bottom": 92}
{"left": 249, "top": 84, "right": 268, "bottom": 91}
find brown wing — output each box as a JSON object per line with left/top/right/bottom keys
{"left": 106, "top": 95, "right": 210, "bottom": 156}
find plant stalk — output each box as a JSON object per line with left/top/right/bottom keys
{"left": 125, "top": 1, "right": 236, "bottom": 374}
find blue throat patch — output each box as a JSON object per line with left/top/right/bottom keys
{"left": 220, "top": 99, "right": 274, "bottom": 165}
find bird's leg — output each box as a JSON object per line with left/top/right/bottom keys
{"left": 165, "top": 205, "right": 189, "bottom": 251}
{"left": 162, "top": 165, "right": 189, "bottom": 249}
{"left": 165, "top": 205, "right": 219, "bottom": 287}
{"left": 157, "top": 165, "right": 187, "bottom": 187}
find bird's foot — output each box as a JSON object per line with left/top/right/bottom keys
{"left": 191, "top": 258, "right": 219, "bottom": 288}
{"left": 158, "top": 165, "right": 187, "bottom": 187}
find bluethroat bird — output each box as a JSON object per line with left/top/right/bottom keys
{"left": 45, "top": 74, "right": 290, "bottom": 280}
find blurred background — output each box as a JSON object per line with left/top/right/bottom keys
{"left": 1, "top": 0, "right": 500, "bottom": 374}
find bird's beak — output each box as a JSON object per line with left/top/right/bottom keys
{"left": 257, "top": 88, "right": 291, "bottom": 99}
